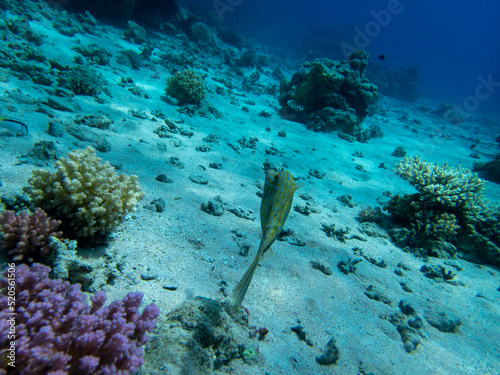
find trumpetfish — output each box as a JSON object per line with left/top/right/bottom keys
{"left": 231, "top": 169, "right": 303, "bottom": 310}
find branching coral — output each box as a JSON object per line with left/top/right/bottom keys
{"left": 24, "top": 146, "right": 144, "bottom": 238}
{"left": 395, "top": 155, "right": 484, "bottom": 209}
{"left": 385, "top": 156, "right": 500, "bottom": 265}
{"left": 0, "top": 208, "right": 62, "bottom": 263}
{"left": 0, "top": 263, "right": 159, "bottom": 375}
{"left": 165, "top": 69, "right": 206, "bottom": 105}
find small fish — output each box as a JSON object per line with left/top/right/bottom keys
{"left": 0, "top": 118, "right": 28, "bottom": 135}
{"left": 378, "top": 54, "right": 386, "bottom": 61}
{"left": 231, "top": 169, "right": 303, "bottom": 310}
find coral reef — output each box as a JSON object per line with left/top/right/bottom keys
{"left": 73, "top": 43, "right": 112, "bottom": 66}
{"left": 278, "top": 51, "right": 378, "bottom": 142}
{"left": 56, "top": 65, "right": 104, "bottom": 96}
{"left": 0, "top": 263, "right": 159, "bottom": 375}
{"left": 385, "top": 156, "right": 500, "bottom": 265}
{"left": 165, "top": 69, "right": 206, "bottom": 105}
{"left": 24, "top": 147, "right": 144, "bottom": 238}
{"left": 0, "top": 208, "right": 62, "bottom": 263}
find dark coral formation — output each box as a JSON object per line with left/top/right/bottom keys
{"left": 56, "top": 65, "right": 104, "bottom": 96}
{"left": 0, "top": 208, "right": 62, "bottom": 263}
{"left": 278, "top": 51, "right": 379, "bottom": 142}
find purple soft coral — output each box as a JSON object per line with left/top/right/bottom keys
{"left": 0, "top": 263, "right": 159, "bottom": 375}
{"left": 0, "top": 208, "right": 62, "bottom": 262}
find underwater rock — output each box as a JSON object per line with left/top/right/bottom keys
{"left": 146, "top": 198, "right": 166, "bottom": 213}
{"left": 227, "top": 207, "right": 256, "bottom": 221}
{"left": 124, "top": 20, "right": 147, "bottom": 44}
{"left": 424, "top": 310, "right": 461, "bottom": 333}
{"left": 201, "top": 199, "right": 225, "bottom": 217}
{"left": 364, "top": 285, "right": 392, "bottom": 305}
{"left": 308, "top": 169, "right": 326, "bottom": 179}
{"left": 316, "top": 338, "right": 340, "bottom": 365}
{"left": 383, "top": 311, "right": 423, "bottom": 353}
{"left": 294, "top": 201, "right": 320, "bottom": 216}
{"left": 420, "top": 264, "right": 456, "bottom": 282}
{"left": 74, "top": 114, "right": 113, "bottom": 129}
{"left": 291, "top": 325, "right": 314, "bottom": 346}
{"left": 47, "top": 121, "right": 64, "bottom": 137}
{"left": 44, "top": 97, "right": 78, "bottom": 112}
{"left": 18, "top": 141, "right": 58, "bottom": 167}
{"left": 141, "top": 266, "right": 159, "bottom": 281}
{"left": 322, "top": 223, "right": 350, "bottom": 242}
{"left": 362, "top": 255, "right": 387, "bottom": 268}
{"left": 65, "top": 123, "right": 111, "bottom": 152}
{"left": 169, "top": 156, "right": 184, "bottom": 169}
{"left": 117, "top": 49, "right": 144, "bottom": 70}
{"left": 310, "top": 260, "right": 332, "bottom": 275}
{"left": 142, "top": 298, "right": 258, "bottom": 373}
{"left": 73, "top": 43, "right": 112, "bottom": 66}
{"left": 48, "top": 238, "right": 123, "bottom": 293}
{"left": 358, "top": 222, "right": 390, "bottom": 240}
{"left": 155, "top": 174, "right": 173, "bottom": 183}
{"left": 189, "top": 174, "right": 208, "bottom": 185}
{"left": 337, "top": 258, "right": 362, "bottom": 275}
{"left": 476, "top": 160, "right": 500, "bottom": 184}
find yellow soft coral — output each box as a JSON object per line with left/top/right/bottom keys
{"left": 24, "top": 147, "right": 144, "bottom": 237}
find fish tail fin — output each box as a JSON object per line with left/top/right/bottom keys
{"left": 230, "top": 249, "right": 263, "bottom": 311}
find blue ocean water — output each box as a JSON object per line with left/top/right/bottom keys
{"left": 187, "top": 0, "right": 500, "bottom": 119}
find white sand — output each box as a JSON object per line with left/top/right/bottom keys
{"left": 0, "top": 4, "right": 499, "bottom": 375}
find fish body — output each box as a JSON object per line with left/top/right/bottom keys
{"left": 0, "top": 118, "right": 28, "bottom": 135}
{"left": 231, "top": 170, "right": 303, "bottom": 309}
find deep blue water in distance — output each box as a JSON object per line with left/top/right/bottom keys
{"left": 185, "top": 0, "right": 500, "bottom": 119}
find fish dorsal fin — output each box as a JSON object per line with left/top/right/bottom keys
{"left": 294, "top": 181, "right": 305, "bottom": 191}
